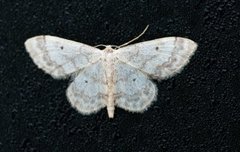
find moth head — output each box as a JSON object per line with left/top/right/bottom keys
{"left": 95, "top": 44, "right": 119, "bottom": 52}
{"left": 104, "top": 45, "right": 119, "bottom": 52}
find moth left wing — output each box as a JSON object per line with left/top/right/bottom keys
{"left": 67, "top": 61, "right": 107, "bottom": 115}
{"left": 25, "top": 35, "right": 103, "bottom": 79}
{"left": 114, "top": 37, "right": 197, "bottom": 80}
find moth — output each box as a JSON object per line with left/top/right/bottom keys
{"left": 25, "top": 26, "right": 197, "bottom": 118}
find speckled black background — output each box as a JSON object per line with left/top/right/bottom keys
{"left": 0, "top": 0, "right": 240, "bottom": 152}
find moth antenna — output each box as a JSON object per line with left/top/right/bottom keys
{"left": 110, "top": 45, "right": 120, "bottom": 49}
{"left": 94, "top": 44, "right": 107, "bottom": 48}
{"left": 119, "top": 25, "right": 149, "bottom": 48}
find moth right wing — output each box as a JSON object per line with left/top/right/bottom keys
{"left": 114, "top": 37, "right": 197, "bottom": 80}
{"left": 25, "top": 35, "right": 103, "bottom": 79}
{"left": 114, "top": 61, "right": 157, "bottom": 112}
